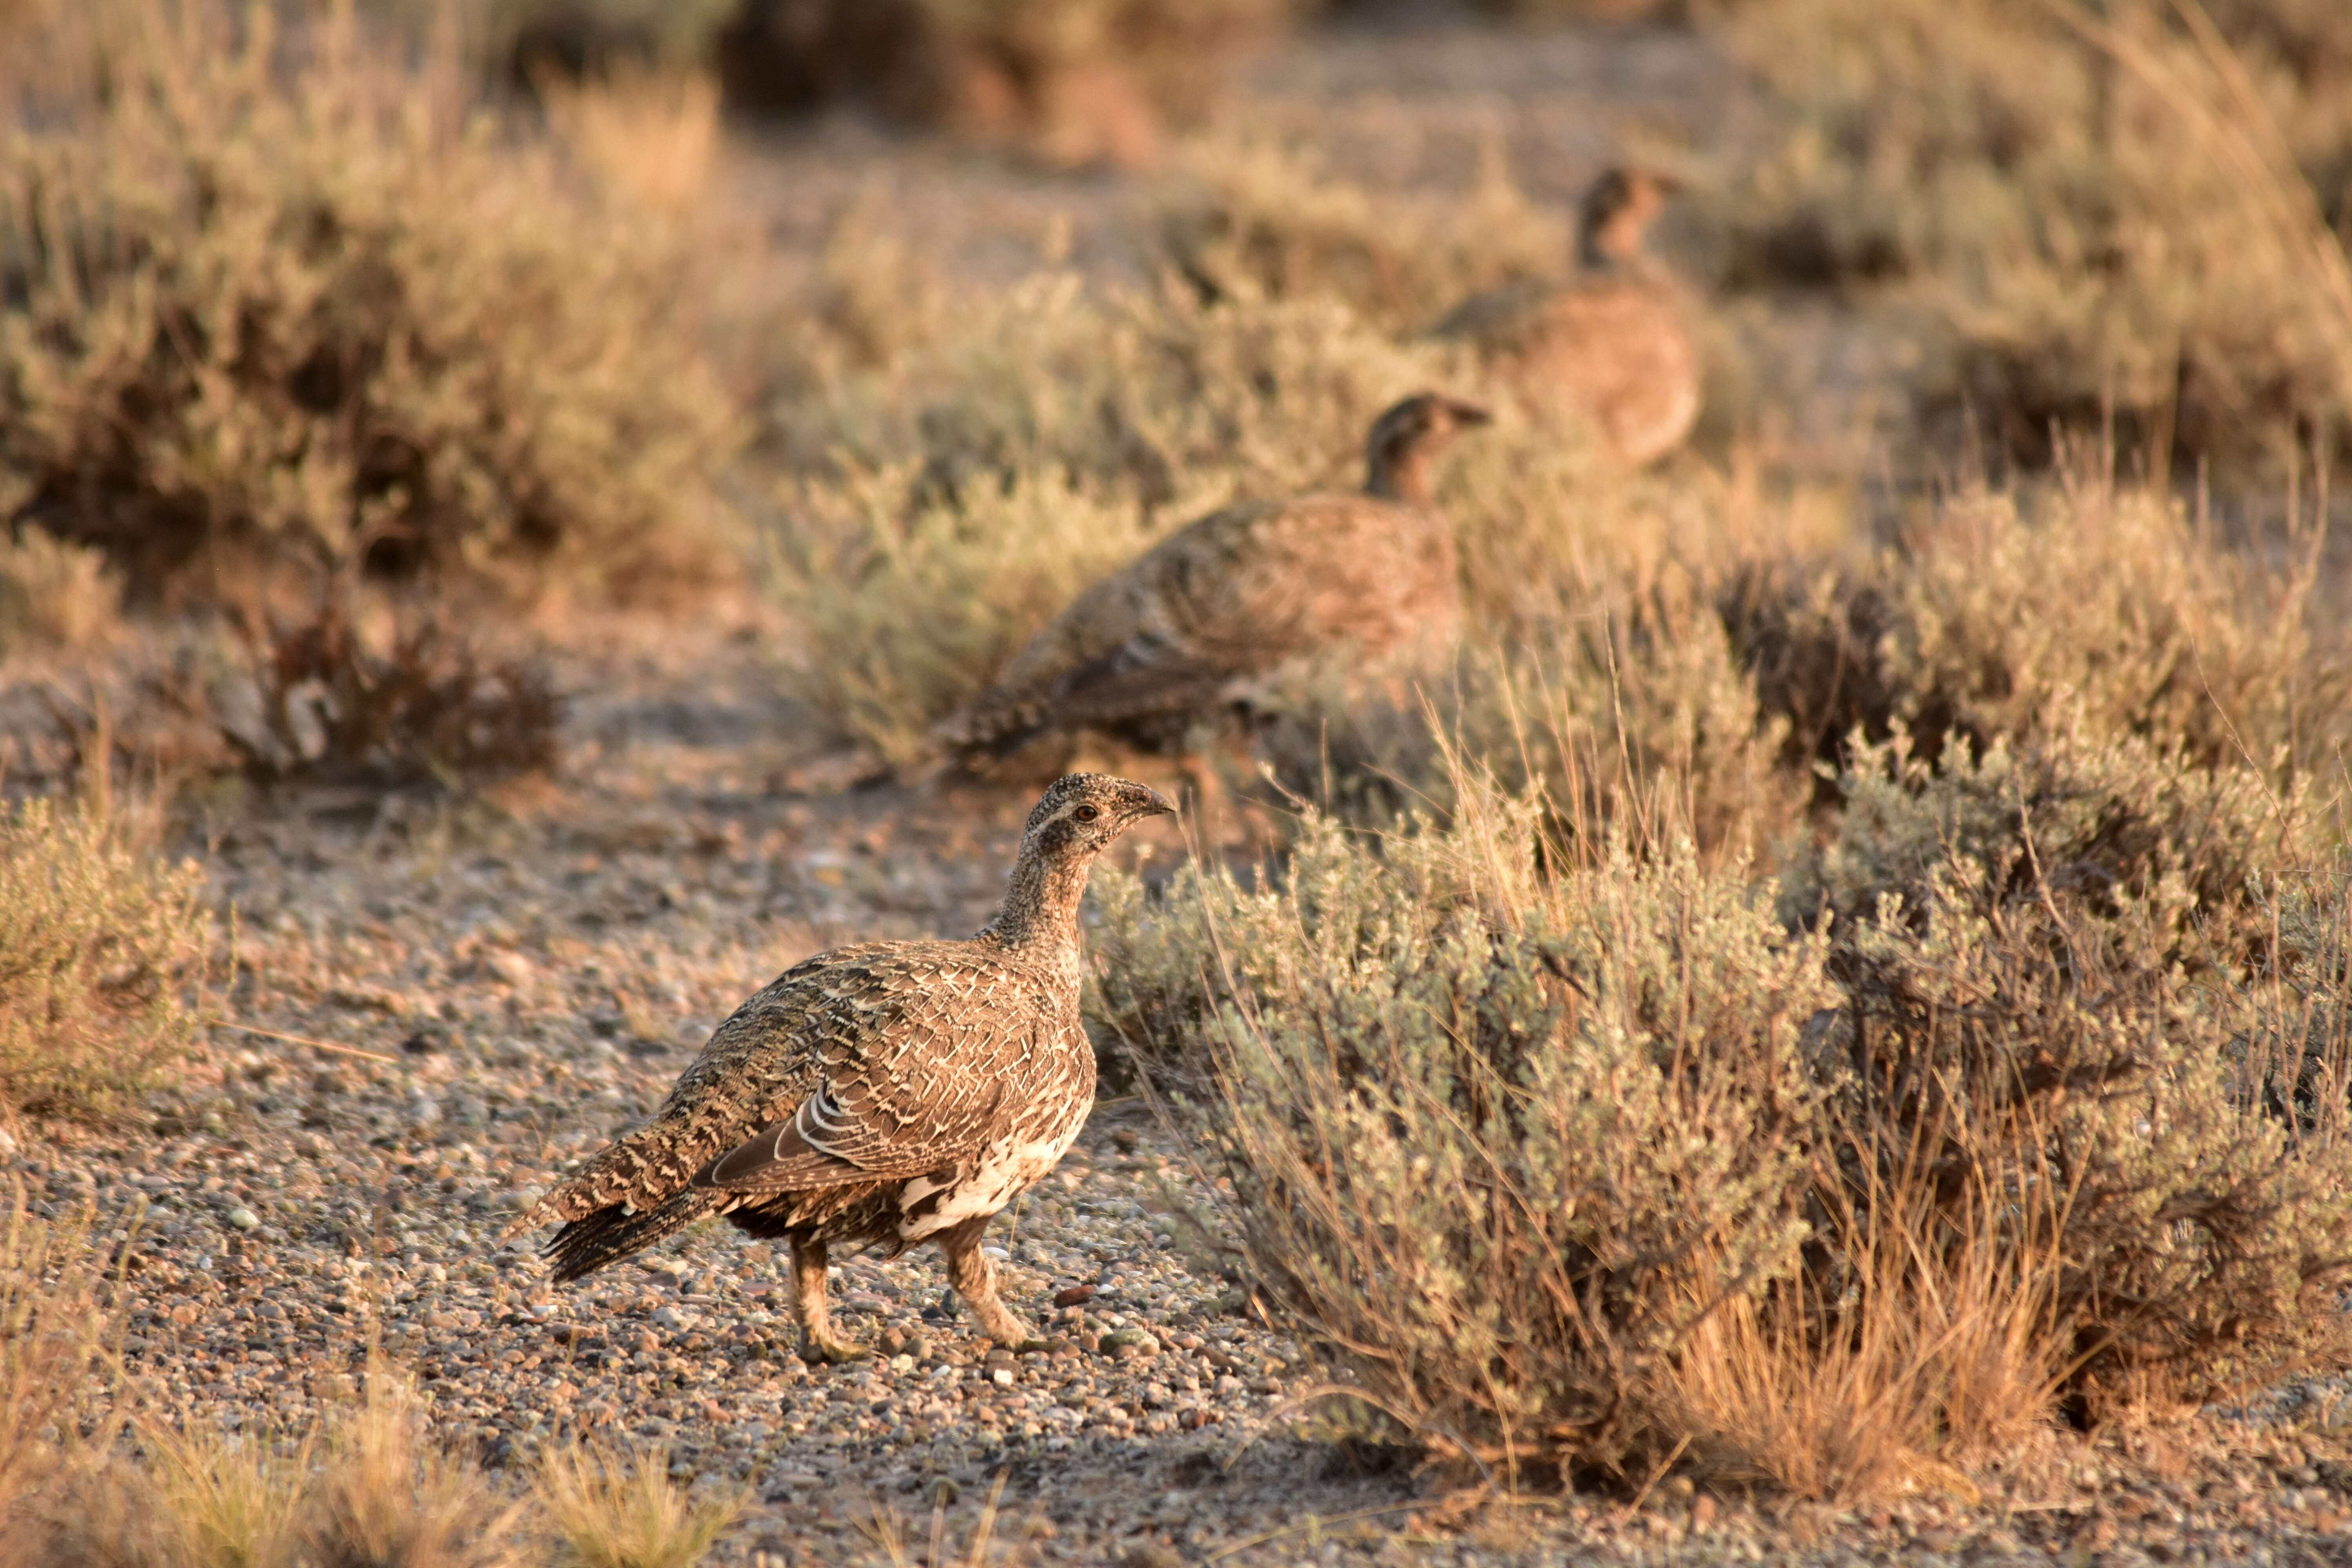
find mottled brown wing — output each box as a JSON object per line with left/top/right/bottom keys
{"left": 1029, "top": 633, "right": 1234, "bottom": 730}
{"left": 506, "top": 940, "right": 1053, "bottom": 1232}
{"left": 1147, "top": 494, "right": 1443, "bottom": 670}
{"left": 693, "top": 1078, "right": 1010, "bottom": 1193}
{"left": 936, "top": 501, "right": 1287, "bottom": 757}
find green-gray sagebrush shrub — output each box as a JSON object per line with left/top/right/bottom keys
{"left": 1779, "top": 720, "right": 2309, "bottom": 951}
{"left": 1246, "top": 568, "right": 1797, "bottom": 858}
{"left": 1704, "top": 0, "right": 2352, "bottom": 472}
{"left": 0, "top": 9, "right": 740, "bottom": 605}
{"left": 1156, "top": 136, "right": 1568, "bottom": 331}
{"left": 766, "top": 280, "right": 1454, "bottom": 762}
{"left": 1091, "top": 735, "right": 2352, "bottom": 1484}
{"left": 1091, "top": 792, "right": 1842, "bottom": 1477}
{"left": 1788, "top": 722, "right": 2352, "bottom": 1403}
{"left": 1729, "top": 478, "right": 2342, "bottom": 786}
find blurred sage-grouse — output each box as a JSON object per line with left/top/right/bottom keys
{"left": 506, "top": 774, "right": 1175, "bottom": 1360}
{"left": 1431, "top": 167, "right": 1698, "bottom": 466}
{"left": 935, "top": 392, "right": 1489, "bottom": 766}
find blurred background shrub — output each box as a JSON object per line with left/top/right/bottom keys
{"left": 1699, "top": 0, "right": 2352, "bottom": 480}
{"left": 0, "top": 5, "right": 740, "bottom": 609}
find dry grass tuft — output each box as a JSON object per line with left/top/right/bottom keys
{"left": 0, "top": 784, "right": 213, "bottom": 1126}
{"left": 0, "top": 1187, "right": 129, "bottom": 1559}
{"left": 95, "top": 1414, "right": 316, "bottom": 1568}
{"left": 8, "top": 1348, "right": 742, "bottom": 1568}
{"left": 853, "top": 1472, "right": 1015, "bottom": 1568}
{"left": 299, "top": 1373, "right": 525, "bottom": 1568}
{"left": 27, "top": 1367, "right": 528, "bottom": 1568}
{"left": 535, "top": 1443, "right": 742, "bottom": 1568}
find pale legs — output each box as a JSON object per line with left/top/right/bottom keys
{"left": 938, "top": 1215, "right": 1045, "bottom": 1351}
{"left": 789, "top": 1234, "right": 861, "bottom": 1364}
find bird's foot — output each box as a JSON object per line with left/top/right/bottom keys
{"left": 980, "top": 1318, "right": 1051, "bottom": 1354}
{"left": 801, "top": 1330, "right": 866, "bottom": 1365}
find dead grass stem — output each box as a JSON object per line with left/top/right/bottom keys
{"left": 0, "top": 774, "right": 214, "bottom": 1126}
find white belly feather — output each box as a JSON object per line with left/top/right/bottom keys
{"left": 895, "top": 1118, "right": 1085, "bottom": 1243}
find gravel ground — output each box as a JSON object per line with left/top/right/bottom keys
{"left": 13, "top": 620, "right": 2352, "bottom": 1566}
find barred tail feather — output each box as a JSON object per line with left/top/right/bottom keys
{"left": 543, "top": 1189, "right": 727, "bottom": 1283}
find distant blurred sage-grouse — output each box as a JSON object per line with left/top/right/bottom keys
{"left": 1430, "top": 167, "right": 1698, "bottom": 466}
{"left": 935, "top": 392, "right": 1490, "bottom": 766}
{"left": 506, "top": 774, "right": 1175, "bottom": 1360}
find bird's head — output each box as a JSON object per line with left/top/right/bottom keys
{"left": 1364, "top": 393, "right": 1492, "bottom": 503}
{"left": 1021, "top": 773, "right": 1178, "bottom": 862}
{"left": 1578, "top": 166, "right": 1680, "bottom": 266}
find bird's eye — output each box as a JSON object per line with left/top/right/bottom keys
{"left": 1073, "top": 804, "right": 1100, "bottom": 822}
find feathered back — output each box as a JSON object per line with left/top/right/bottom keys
{"left": 935, "top": 396, "right": 1487, "bottom": 764}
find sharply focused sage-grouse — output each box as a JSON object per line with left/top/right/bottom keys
{"left": 1431, "top": 167, "right": 1698, "bottom": 466}
{"left": 506, "top": 774, "right": 1175, "bottom": 1360}
{"left": 934, "top": 393, "right": 1490, "bottom": 766}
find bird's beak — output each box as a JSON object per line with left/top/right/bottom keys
{"left": 1130, "top": 786, "right": 1179, "bottom": 819}
{"left": 1448, "top": 399, "right": 1494, "bottom": 427}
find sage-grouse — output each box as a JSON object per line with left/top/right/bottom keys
{"left": 1431, "top": 168, "right": 1698, "bottom": 466}
{"left": 935, "top": 393, "right": 1490, "bottom": 766}
{"left": 505, "top": 774, "right": 1175, "bottom": 1360}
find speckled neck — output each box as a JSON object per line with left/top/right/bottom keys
{"left": 977, "top": 844, "right": 1093, "bottom": 962}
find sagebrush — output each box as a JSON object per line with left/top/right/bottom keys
{"left": 0, "top": 1, "right": 741, "bottom": 607}
{"left": 1091, "top": 728, "right": 2352, "bottom": 1495}
{"left": 1705, "top": 0, "right": 2352, "bottom": 475}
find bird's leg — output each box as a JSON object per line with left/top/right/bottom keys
{"left": 789, "top": 1234, "right": 862, "bottom": 1364}
{"left": 938, "top": 1216, "right": 1045, "bottom": 1352}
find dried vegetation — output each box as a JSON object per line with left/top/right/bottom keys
{"left": 1702, "top": 0, "right": 2352, "bottom": 477}
{"left": 0, "top": 784, "right": 212, "bottom": 1126}
{"left": 1092, "top": 688, "right": 2352, "bottom": 1496}
{"left": 715, "top": 0, "right": 1294, "bottom": 166}
{"left": 0, "top": 4, "right": 739, "bottom": 601}
{"left": 0, "top": 0, "right": 744, "bottom": 787}
{"left": 0, "top": 1184, "right": 743, "bottom": 1566}
{"left": 1067, "top": 37, "right": 2352, "bottom": 1479}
